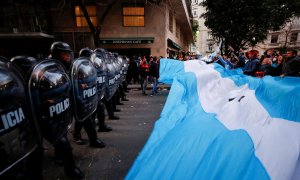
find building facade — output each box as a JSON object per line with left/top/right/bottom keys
{"left": 255, "top": 17, "right": 300, "bottom": 54}
{"left": 0, "top": 0, "right": 193, "bottom": 59}
{"left": 97, "top": 0, "right": 193, "bottom": 58}
{"left": 0, "top": 0, "right": 54, "bottom": 59}
{"left": 191, "top": 0, "right": 218, "bottom": 56}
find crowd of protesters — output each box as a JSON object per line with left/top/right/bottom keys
{"left": 211, "top": 49, "right": 300, "bottom": 78}
{"left": 126, "top": 55, "right": 161, "bottom": 96}
{"left": 125, "top": 48, "right": 300, "bottom": 97}
{"left": 169, "top": 48, "right": 300, "bottom": 78}
{"left": 126, "top": 49, "right": 300, "bottom": 96}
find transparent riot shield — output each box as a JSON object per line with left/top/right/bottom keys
{"left": 0, "top": 64, "right": 38, "bottom": 175}
{"left": 90, "top": 52, "right": 107, "bottom": 101}
{"left": 104, "top": 52, "right": 117, "bottom": 101}
{"left": 28, "top": 59, "right": 72, "bottom": 144}
{"left": 71, "top": 57, "right": 98, "bottom": 122}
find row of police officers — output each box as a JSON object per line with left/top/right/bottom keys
{"left": 0, "top": 41, "right": 129, "bottom": 179}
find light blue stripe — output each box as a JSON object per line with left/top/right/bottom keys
{"left": 159, "top": 59, "right": 185, "bottom": 84}
{"left": 126, "top": 67, "right": 269, "bottom": 179}
{"left": 213, "top": 63, "right": 300, "bottom": 122}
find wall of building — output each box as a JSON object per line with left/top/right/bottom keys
{"left": 99, "top": 0, "right": 192, "bottom": 58}
{"left": 99, "top": 1, "right": 167, "bottom": 58}
{"left": 50, "top": 0, "right": 95, "bottom": 54}
{"left": 191, "top": 1, "right": 218, "bottom": 56}
{"left": 255, "top": 17, "right": 300, "bottom": 53}
{"left": 0, "top": 0, "right": 55, "bottom": 58}
{"left": 165, "top": 6, "right": 181, "bottom": 50}
{"left": 0, "top": 0, "right": 192, "bottom": 59}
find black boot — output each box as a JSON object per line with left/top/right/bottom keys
{"left": 90, "top": 139, "right": 106, "bottom": 148}
{"left": 73, "top": 133, "right": 86, "bottom": 145}
{"left": 109, "top": 115, "right": 120, "bottom": 120}
{"left": 98, "top": 124, "right": 112, "bottom": 132}
{"left": 84, "top": 117, "right": 106, "bottom": 148}
{"left": 65, "top": 166, "right": 85, "bottom": 179}
{"left": 73, "top": 121, "right": 86, "bottom": 145}
{"left": 116, "top": 102, "right": 124, "bottom": 105}
{"left": 105, "top": 99, "right": 118, "bottom": 119}
{"left": 96, "top": 102, "right": 112, "bottom": 132}
{"left": 55, "top": 135, "right": 85, "bottom": 179}
{"left": 114, "top": 108, "right": 121, "bottom": 112}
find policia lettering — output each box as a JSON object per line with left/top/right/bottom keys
{"left": 83, "top": 87, "right": 96, "bottom": 99}
{"left": 96, "top": 76, "right": 105, "bottom": 84}
{"left": 0, "top": 107, "right": 25, "bottom": 133}
{"left": 49, "top": 98, "right": 70, "bottom": 117}
{"left": 109, "top": 78, "right": 115, "bottom": 86}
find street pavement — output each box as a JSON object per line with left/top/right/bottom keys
{"left": 42, "top": 83, "right": 170, "bottom": 180}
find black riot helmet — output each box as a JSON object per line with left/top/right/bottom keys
{"left": 50, "top": 41, "right": 73, "bottom": 70}
{"left": 0, "top": 66, "right": 23, "bottom": 106}
{"left": 79, "top": 47, "right": 93, "bottom": 58}
{"left": 10, "top": 56, "right": 38, "bottom": 78}
{"left": 94, "top": 48, "right": 106, "bottom": 54}
{"left": 113, "top": 52, "right": 119, "bottom": 58}
{"left": 0, "top": 56, "right": 9, "bottom": 64}
{"left": 94, "top": 48, "right": 108, "bottom": 59}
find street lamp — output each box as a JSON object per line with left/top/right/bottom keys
{"left": 252, "top": 37, "right": 256, "bottom": 49}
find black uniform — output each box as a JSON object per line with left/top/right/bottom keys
{"left": 96, "top": 49, "right": 120, "bottom": 120}
{"left": 90, "top": 49, "right": 113, "bottom": 132}
{"left": 48, "top": 42, "right": 85, "bottom": 179}
{"left": 0, "top": 57, "right": 43, "bottom": 180}
{"left": 70, "top": 55, "right": 106, "bottom": 148}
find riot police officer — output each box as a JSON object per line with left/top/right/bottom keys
{"left": 88, "top": 48, "right": 112, "bottom": 132}
{"left": 47, "top": 42, "right": 86, "bottom": 178}
{"left": 115, "top": 54, "right": 129, "bottom": 103}
{"left": 10, "top": 56, "right": 39, "bottom": 79}
{"left": 50, "top": 42, "right": 106, "bottom": 148}
{"left": 0, "top": 58, "right": 43, "bottom": 179}
{"left": 97, "top": 49, "right": 120, "bottom": 120}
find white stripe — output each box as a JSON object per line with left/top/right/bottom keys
{"left": 184, "top": 60, "right": 300, "bottom": 180}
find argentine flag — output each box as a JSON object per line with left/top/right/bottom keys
{"left": 126, "top": 59, "right": 300, "bottom": 180}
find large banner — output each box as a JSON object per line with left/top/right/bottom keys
{"left": 126, "top": 59, "right": 300, "bottom": 180}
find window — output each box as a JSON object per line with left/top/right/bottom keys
{"left": 169, "top": 11, "right": 173, "bottom": 32}
{"left": 207, "top": 32, "right": 213, "bottom": 40}
{"left": 290, "top": 33, "right": 298, "bottom": 42}
{"left": 207, "top": 43, "right": 213, "bottom": 52}
{"left": 75, "top": 6, "right": 97, "bottom": 27}
{"left": 176, "top": 23, "right": 180, "bottom": 38}
{"left": 270, "top": 34, "right": 278, "bottom": 44}
{"left": 123, "top": 6, "right": 144, "bottom": 27}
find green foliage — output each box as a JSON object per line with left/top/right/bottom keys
{"left": 201, "top": 0, "right": 300, "bottom": 53}
{"left": 192, "top": 20, "right": 200, "bottom": 41}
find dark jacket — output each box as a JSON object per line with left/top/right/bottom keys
{"left": 149, "top": 61, "right": 159, "bottom": 78}
{"left": 259, "top": 64, "right": 275, "bottom": 76}
{"left": 243, "top": 58, "right": 261, "bottom": 76}
{"left": 282, "top": 56, "right": 300, "bottom": 77}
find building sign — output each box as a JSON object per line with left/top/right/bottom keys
{"left": 167, "top": 38, "right": 182, "bottom": 50}
{"left": 99, "top": 37, "right": 154, "bottom": 44}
